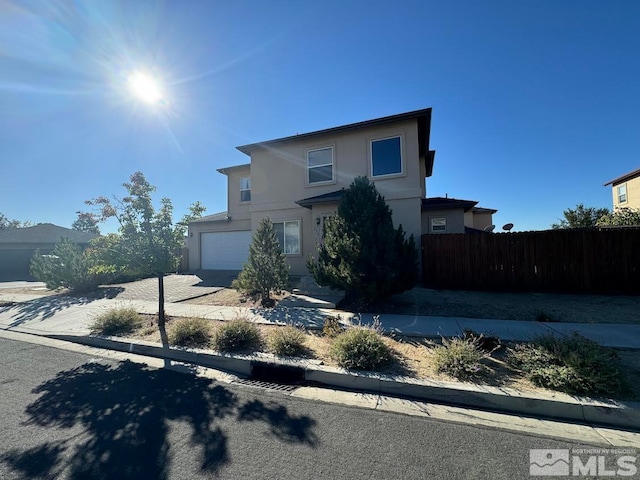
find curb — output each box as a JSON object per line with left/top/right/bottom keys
{"left": 45, "top": 333, "right": 640, "bottom": 432}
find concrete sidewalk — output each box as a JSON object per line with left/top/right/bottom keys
{"left": 1, "top": 293, "right": 640, "bottom": 348}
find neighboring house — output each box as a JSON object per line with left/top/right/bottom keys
{"left": 189, "top": 108, "right": 497, "bottom": 275}
{"left": 0, "top": 223, "right": 98, "bottom": 279}
{"left": 604, "top": 168, "right": 640, "bottom": 210}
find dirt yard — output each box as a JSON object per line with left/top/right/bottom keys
{"left": 184, "top": 287, "right": 640, "bottom": 324}
{"left": 131, "top": 314, "right": 640, "bottom": 401}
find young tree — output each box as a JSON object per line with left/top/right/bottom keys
{"left": 233, "top": 217, "right": 289, "bottom": 307}
{"left": 84, "top": 172, "right": 205, "bottom": 341}
{"left": 551, "top": 203, "right": 609, "bottom": 229}
{"left": 72, "top": 211, "right": 100, "bottom": 234}
{"left": 307, "top": 176, "right": 418, "bottom": 307}
{"left": 596, "top": 207, "right": 640, "bottom": 227}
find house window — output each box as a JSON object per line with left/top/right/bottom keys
{"left": 307, "top": 147, "right": 333, "bottom": 184}
{"left": 273, "top": 220, "right": 300, "bottom": 254}
{"left": 240, "top": 177, "right": 251, "bottom": 202}
{"left": 431, "top": 217, "right": 446, "bottom": 232}
{"left": 618, "top": 184, "right": 627, "bottom": 204}
{"left": 371, "top": 136, "right": 402, "bottom": 177}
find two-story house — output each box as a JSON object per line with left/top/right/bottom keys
{"left": 604, "top": 168, "right": 640, "bottom": 210}
{"left": 188, "top": 108, "right": 496, "bottom": 276}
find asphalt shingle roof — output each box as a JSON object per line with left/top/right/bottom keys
{"left": 0, "top": 223, "right": 98, "bottom": 244}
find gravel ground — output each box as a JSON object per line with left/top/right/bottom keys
{"left": 374, "top": 288, "right": 640, "bottom": 324}
{"left": 184, "top": 287, "right": 640, "bottom": 324}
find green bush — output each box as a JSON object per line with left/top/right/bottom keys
{"left": 307, "top": 176, "right": 418, "bottom": 308}
{"left": 212, "top": 319, "right": 263, "bottom": 352}
{"left": 432, "top": 337, "right": 488, "bottom": 379}
{"left": 330, "top": 328, "right": 393, "bottom": 371}
{"left": 268, "top": 326, "right": 306, "bottom": 356}
{"left": 508, "top": 333, "right": 627, "bottom": 396}
{"left": 322, "top": 315, "right": 345, "bottom": 338}
{"left": 170, "top": 317, "right": 212, "bottom": 348}
{"left": 30, "top": 238, "right": 102, "bottom": 293}
{"left": 90, "top": 307, "right": 142, "bottom": 336}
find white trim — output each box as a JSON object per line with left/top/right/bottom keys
{"left": 272, "top": 219, "right": 302, "bottom": 256}
{"left": 306, "top": 145, "right": 335, "bottom": 186}
{"left": 430, "top": 217, "right": 447, "bottom": 233}
{"left": 240, "top": 177, "right": 251, "bottom": 203}
{"left": 369, "top": 134, "right": 404, "bottom": 179}
{"left": 617, "top": 183, "right": 627, "bottom": 204}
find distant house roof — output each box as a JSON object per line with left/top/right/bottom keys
{"left": 236, "top": 108, "right": 436, "bottom": 177}
{"left": 189, "top": 211, "right": 229, "bottom": 223}
{"left": 296, "top": 190, "right": 343, "bottom": 209}
{"left": 604, "top": 168, "right": 640, "bottom": 186}
{"left": 421, "top": 197, "right": 478, "bottom": 212}
{"left": 0, "top": 223, "right": 98, "bottom": 244}
{"left": 472, "top": 206, "right": 498, "bottom": 214}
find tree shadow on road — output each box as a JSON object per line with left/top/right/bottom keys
{"left": 1, "top": 287, "right": 124, "bottom": 327}
{"left": 1, "top": 360, "right": 318, "bottom": 479}
{"left": 237, "top": 399, "right": 318, "bottom": 446}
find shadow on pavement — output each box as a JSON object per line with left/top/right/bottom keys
{"left": 1, "top": 360, "right": 317, "bottom": 479}
{"left": 237, "top": 399, "right": 318, "bottom": 446}
{"left": 189, "top": 270, "right": 240, "bottom": 289}
{"left": 252, "top": 306, "right": 327, "bottom": 329}
{"left": 1, "top": 287, "right": 124, "bottom": 327}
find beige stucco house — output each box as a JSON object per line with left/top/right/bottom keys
{"left": 189, "top": 108, "right": 497, "bottom": 275}
{"left": 604, "top": 168, "right": 640, "bottom": 210}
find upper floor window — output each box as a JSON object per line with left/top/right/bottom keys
{"left": 371, "top": 136, "right": 402, "bottom": 177}
{"left": 273, "top": 220, "right": 300, "bottom": 254}
{"left": 240, "top": 177, "right": 251, "bottom": 202}
{"left": 618, "top": 184, "right": 627, "bottom": 204}
{"left": 307, "top": 147, "right": 333, "bottom": 184}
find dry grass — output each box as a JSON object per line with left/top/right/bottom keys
{"left": 184, "top": 288, "right": 290, "bottom": 308}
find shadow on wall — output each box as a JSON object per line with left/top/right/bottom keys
{"left": 0, "top": 360, "right": 318, "bottom": 479}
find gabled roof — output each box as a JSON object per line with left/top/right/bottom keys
{"left": 296, "top": 190, "right": 343, "bottom": 209}
{"left": 189, "top": 211, "right": 229, "bottom": 223}
{"left": 0, "top": 223, "right": 98, "bottom": 244}
{"left": 604, "top": 167, "right": 640, "bottom": 186}
{"left": 236, "top": 108, "right": 435, "bottom": 176}
{"left": 421, "top": 197, "right": 478, "bottom": 212}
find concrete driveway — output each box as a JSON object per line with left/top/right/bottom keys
{"left": 103, "top": 271, "right": 239, "bottom": 303}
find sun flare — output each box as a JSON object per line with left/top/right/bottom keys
{"left": 127, "top": 71, "right": 164, "bottom": 105}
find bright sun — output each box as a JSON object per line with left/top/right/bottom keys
{"left": 127, "top": 71, "right": 164, "bottom": 105}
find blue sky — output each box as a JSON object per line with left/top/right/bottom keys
{"left": 1, "top": 0, "right": 639, "bottom": 232}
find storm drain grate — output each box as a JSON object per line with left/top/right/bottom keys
{"left": 232, "top": 378, "right": 299, "bottom": 393}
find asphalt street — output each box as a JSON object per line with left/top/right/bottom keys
{"left": 0, "top": 338, "right": 605, "bottom": 480}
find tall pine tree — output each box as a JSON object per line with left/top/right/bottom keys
{"left": 307, "top": 176, "right": 418, "bottom": 307}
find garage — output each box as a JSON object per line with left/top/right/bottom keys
{"left": 200, "top": 231, "right": 252, "bottom": 270}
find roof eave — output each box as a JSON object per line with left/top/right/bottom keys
{"left": 604, "top": 167, "right": 640, "bottom": 186}
{"left": 236, "top": 108, "right": 432, "bottom": 156}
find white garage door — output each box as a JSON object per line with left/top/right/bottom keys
{"left": 201, "top": 231, "right": 252, "bottom": 270}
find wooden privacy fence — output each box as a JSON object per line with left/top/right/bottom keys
{"left": 421, "top": 228, "right": 640, "bottom": 294}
